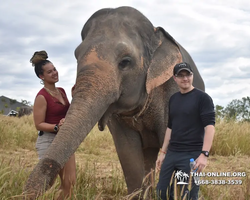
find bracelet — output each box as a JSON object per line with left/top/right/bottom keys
{"left": 160, "top": 148, "right": 166, "bottom": 154}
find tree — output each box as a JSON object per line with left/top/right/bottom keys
{"left": 240, "top": 97, "right": 250, "bottom": 121}
{"left": 18, "top": 106, "right": 33, "bottom": 118}
{"left": 223, "top": 99, "right": 240, "bottom": 121}
{"left": 21, "top": 99, "right": 32, "bottom": 106}
{"left": 216, "top": 96, "right": 250, "bottom": 122}
{"left": 215, "top": 105, "right": 225, "bottom": 119}
{"left": 9, "top": 99, "right": 17, "bottom": 105}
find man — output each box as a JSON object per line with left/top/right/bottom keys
{"left": 156, "top": 62, "right": 215, "bottom": 200}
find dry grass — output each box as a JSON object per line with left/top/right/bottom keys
{"left": 0, "top": 115, "right": 250, "bottom": 199}
{"left": 211, "top": 119, "right": 250, "bottom": 156}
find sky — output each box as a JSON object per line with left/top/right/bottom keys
{"left": 0, "top": 0, "right": 249, "bottom": 108}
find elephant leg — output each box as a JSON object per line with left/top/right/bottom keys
{"left": 108, "top": 117, "right": 144, "bottom": 195}
{"left": 142, "top": 148, "right": 159, "bottom": 198}
{"left": 143, "top": 148, "right": 159, "bottom": 175}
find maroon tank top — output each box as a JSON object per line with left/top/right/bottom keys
{"left": 36, "top": 87, "right": 70, "bottom": 124}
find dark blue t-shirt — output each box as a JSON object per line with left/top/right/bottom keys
{"left": 168, "top": 88, "right": 215, "bottom": 151}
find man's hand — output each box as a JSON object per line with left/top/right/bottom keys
{"left": 194, "top": 154, "right": 208, "bottom": 173}
{"left": 156, "top": 152, "right": 166, "bottom": 172}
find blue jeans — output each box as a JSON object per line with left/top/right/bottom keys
{"left": 156, "top": 150, "right": 201, "bottom": 200}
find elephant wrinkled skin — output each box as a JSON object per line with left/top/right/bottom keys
{"left": 23, "top": 6, "right": 204, "bottom": 199}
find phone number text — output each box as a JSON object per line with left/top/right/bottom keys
{"left": 195, "top": 179, "right": 242, "bottom": 185}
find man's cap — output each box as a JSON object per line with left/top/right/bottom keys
{"left": 173, "top": 62, "right": 193, "bottom": 75}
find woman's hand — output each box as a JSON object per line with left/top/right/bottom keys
{"left": 58, "top": 118, "right": 65, "bottom": 127}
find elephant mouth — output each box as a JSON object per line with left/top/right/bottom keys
{"left": 98, "top": 106, "right": 114, "bottom": 131}
{"left": 98, "top": 94, "right": 152, "bottom": 131}
{"left": 119, "top": 94, "right": 152, "bottom": 120}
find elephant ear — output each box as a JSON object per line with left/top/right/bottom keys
{"left": 146, "top": 27, "right": 182, "bottom": 94}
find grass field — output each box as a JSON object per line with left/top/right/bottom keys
{"left": 0, "top": 114, "right": 250, "bottom": 199}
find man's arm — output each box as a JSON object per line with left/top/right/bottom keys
{"left": 156, "top": 127, "right": 172, "bottom": 171}
{"left": 195, "top": 124, "right": 215, "bottom": 172}
{"left": 161, "top": 127, "right": 172, "bottom": 153}
{"left": 202, "top": 125, "right": 215, "bottom": 152}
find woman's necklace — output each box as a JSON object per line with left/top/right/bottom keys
{"left": 44, "top": 87, "right": 60, "bottom": 96}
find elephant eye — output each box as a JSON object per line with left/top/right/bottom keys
{"left": 119, "top": 57, "right": 132, "bottom": 69}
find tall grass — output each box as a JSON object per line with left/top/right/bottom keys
{"left": 211, "top": 119, "right": 250, "bottom": 156}
{"left": 0, "top": 114, "right": 250, "bottom": 199}
{"left": 0, "top": 115, "right": 36, "bottom": 150}
{"left": 1, "top": 115, "right": 250, "bottom": 156}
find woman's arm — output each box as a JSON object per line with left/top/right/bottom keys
{"left": 33, "top": 95, "right": 57, "bottom": 132}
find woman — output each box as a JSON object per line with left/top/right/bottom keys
{"left": 30, "top": 50, "right": 76, "bottom": 200}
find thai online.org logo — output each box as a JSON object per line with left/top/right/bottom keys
{"left": 174, "top": 170, "right": 246, "bottom": 185}
{"left": 175, "top": 170, "right": 190, "bottom": 185}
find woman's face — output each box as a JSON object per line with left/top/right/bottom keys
{"left": 40, "top": 62, "right": 59, "bottom": 84}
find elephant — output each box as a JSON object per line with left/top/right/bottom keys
{"left": 23, "top": 6, "right": 204, "bottom": 199}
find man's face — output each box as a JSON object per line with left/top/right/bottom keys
{"left": 173, "top": 70, "right": 193, "bottom": 91}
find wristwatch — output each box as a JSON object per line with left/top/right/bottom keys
{"left": 201, "top": 151, "right": 209, "bottom": 157}
{"left": 54, "top": 124, "right": 59, "bottom": 132}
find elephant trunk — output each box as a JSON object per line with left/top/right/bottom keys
{"left": 23, "top": 65, "right": 119, "bottom": 198}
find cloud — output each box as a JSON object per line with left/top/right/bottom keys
{"left": 0, "top": 0, "right": 249, "bottom": 108}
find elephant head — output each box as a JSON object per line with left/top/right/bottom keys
{"left": 23, "top": 6, "right": 204, "bottom": 198}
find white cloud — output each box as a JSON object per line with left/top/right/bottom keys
{"left": 0, "top": 0, "right": 249, "bottom": 108}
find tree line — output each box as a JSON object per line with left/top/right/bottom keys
{"left": 4, "top": 96, "right": 249, "bottom": 122}
{"left": 215, "top": 96, "right": 250, "bottom": 122}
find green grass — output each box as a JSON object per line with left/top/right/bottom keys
{"left": 0, "top": 115, "right": 250, "bottom": 199}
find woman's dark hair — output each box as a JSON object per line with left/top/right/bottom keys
{"left": 30, "top": 50, "right": 51, "bottom": 78}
